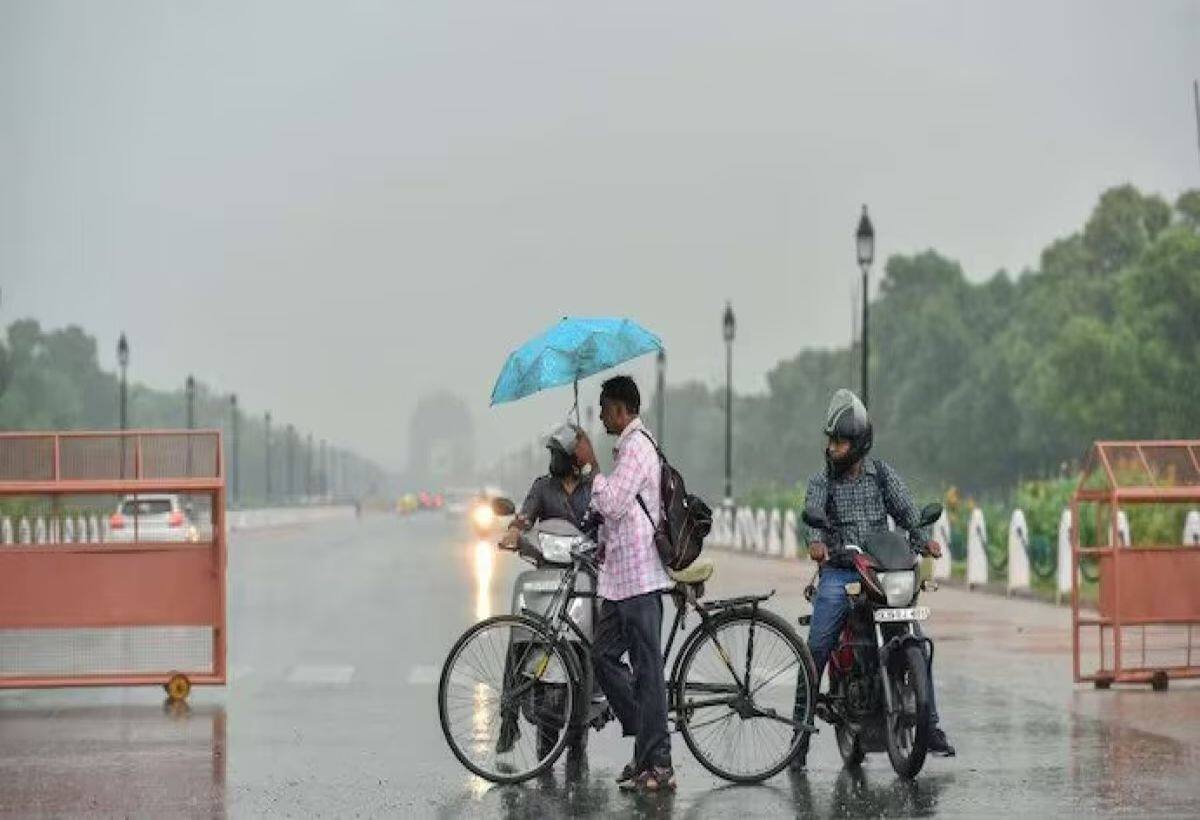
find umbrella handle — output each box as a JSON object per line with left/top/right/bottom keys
{"left": 573, "top": 378, "right": 581, "bottom": 426}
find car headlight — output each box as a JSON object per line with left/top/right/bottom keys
{"left": 880, "top": 571, "right": 916, "bottom": 607}
{"left": 537, "top": 533, "right": 575, "bottom": 563}
{"left": 471, "top": 504, "right": 495, "bottom": 529}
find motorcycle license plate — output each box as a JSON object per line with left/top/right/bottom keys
{"left": 874, "top": 606, "right": 930, "bottom": 623}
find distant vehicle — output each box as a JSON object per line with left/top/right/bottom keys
{"left": 108, "top": 494, "right": 199, "bottom": 543}
{"left": 396, "top": 494, "right": 419, "bottom": 515}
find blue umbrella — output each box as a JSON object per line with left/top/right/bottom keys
{"left": 490, "top": 317, "right": 665, "bottom": 412}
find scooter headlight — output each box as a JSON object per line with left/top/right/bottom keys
{"left": 879, "top": 571, "right": 916, "bottom": 607}
{"left": 537, "top": 533, "right": 575, "bottom": 563}
{"left": 471, "top": 504, "right": 495, "bottom": 530}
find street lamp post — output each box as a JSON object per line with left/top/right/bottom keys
{"left": 264, "top": 411, "right": 273, "bottom": 503}
{"left": 305, "top": 433, "right": 313, "bottom": 500}
{"left": 655, "top": 349, "right": 666, "bottom": 447}
{"left": 117, "top": 333, "right": 130, "bottom": 478}
{"left": 117, "top": 333, "right": 130, "bottom": 430}
{"left": 856, "top": 205, "right": 875, "bottom": 408}
{"left": 230, "top": 394, "right": 240, "bottom": 507}
{"left": 185, "top": 374, "right": 196, "bottom": 476}
{"left": 723, "top": 302, "right": 736, "bottom": 507}
{"left": 319, "top": 439, "right": 327, "bottom": 499}
{"left": 286, "top": 424, "right": 295, "bottom": 502}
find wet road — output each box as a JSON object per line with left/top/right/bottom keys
{"left": 2, "top": 513, "right": 1198, "bottom": 817}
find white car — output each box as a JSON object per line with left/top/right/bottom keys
{"left": 108, "top": 494, "right": 199, "bottom": 543}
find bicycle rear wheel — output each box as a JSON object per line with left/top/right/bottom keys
{"left": 438, "top": 614, "right": 575, "bottom": 784}
{"left": 676, "top": 607, "right": 816, "bottom": 783}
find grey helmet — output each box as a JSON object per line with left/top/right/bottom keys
{"left": 545, "top": 423, "right": 580, "bottom": 478}
{"left": 823, "top": 389, "right": 872, "bottom": 473}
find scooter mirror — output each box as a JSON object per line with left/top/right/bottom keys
{"left": 918, "top": 502, "right": 943, "bottom": 527}
{"left": 490, "top": 497, "right": 516, "bottom": 516}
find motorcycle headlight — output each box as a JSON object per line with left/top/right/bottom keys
{"left": 880, "top": 571, "right": 916, "bottom": 607}
{"left": 537, "top": 533, "right": 575, "bottom": 563}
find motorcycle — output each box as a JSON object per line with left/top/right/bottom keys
{"left": 801, "top": 502, "right": 943, "bottom": 779}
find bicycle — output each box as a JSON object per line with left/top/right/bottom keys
{"left": 438, "top": 519, "right": 818, "bottom": 785}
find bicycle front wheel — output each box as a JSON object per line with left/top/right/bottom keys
{"left": 676, "top": 607, "right": 815, "bottom": 783}
{"left": 438, "top": 614, "right": 575, "bottom": 784}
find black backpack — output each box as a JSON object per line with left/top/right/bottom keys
{"left": 635, "top": 430, "right": 712, "bottom": 571}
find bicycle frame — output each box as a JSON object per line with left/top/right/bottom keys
{"left": 513, "top": 552, "right": 781, "bottom": 721}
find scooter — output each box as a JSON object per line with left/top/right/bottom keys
{"left": 495, "top": 514, "right": 611, "bottom": 759}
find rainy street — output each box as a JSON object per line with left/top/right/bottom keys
{"left": 2, "top": 512, "right": 1198, "bottom": 818}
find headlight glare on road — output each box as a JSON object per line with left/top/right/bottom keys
{"left": 880, "top": 571, "right": 916, "bottom": 607}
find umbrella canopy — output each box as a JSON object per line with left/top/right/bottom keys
{"left": 490, "top": 317, "right": 664, "bottom": 407}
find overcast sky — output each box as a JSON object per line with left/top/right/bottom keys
{"left": 2, "top": 1, "right": 1197, "bottom": 469}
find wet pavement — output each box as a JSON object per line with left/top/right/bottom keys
{"left": 2, "top": 514, "right": 1198, "bottom": 817}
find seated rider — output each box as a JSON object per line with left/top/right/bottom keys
{"left": 792, "top": 388, "right": 955, "bottom": 771}
{"left": 496, "top": 423, "right": 593, "bottom": 753}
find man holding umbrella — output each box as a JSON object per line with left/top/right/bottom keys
{"left": 574, "top": 375, "right": 676, "bottom": 793}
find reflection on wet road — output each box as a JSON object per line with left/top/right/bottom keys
{"left": 1, "top": 514, "right": 1197, "bottom": 817}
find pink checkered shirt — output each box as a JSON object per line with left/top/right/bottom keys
{"left": 590, "top": 418, "right": 671, "bottom": 601}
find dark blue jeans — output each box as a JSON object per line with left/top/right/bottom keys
{"left": 794, "top": 566, "right": 940, "bottom": 726}
{"left": 593, "top": 592, "right": 671, "bottom": 770}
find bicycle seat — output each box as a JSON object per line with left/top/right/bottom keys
{"left": 668, "top": 562, "right": 713, "bottom": 586}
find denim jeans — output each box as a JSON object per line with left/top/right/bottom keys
{"left": 593, "top": 593, "right": 671, "bottom": 770}
{"left": 793, "top": 566, "right": 940, "bottom": 728}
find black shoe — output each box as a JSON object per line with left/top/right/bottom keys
{"left": 616, "top": 758, "right": 637, "bottom": 785}
{"left": 496, "top": 717, "right": 520, "bottom": 754}
{"left": 928, "top": 726, "right": 956, "bottom": 757}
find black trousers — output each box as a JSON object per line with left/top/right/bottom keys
{"left": 592, "top": 592, "right": 671, "bottom": 770}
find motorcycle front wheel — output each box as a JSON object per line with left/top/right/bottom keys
{"left": 884, "top": 643, "right": 931, "bottom": 779}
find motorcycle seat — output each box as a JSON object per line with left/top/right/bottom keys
{"left": 668, "top": 562, "right": 714, "bottom": 587}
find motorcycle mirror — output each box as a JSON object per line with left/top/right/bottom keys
{"left": 491, "top": 497, "right": 516, "bottom": 516}
{"left": 801, "top": 510, "right": 829, "bottom": 530}
{"left": 918, "top": 502, "right": 943, "bottom": 527}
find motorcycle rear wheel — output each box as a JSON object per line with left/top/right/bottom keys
{"left": 884, "top": 644, "right": 931, "bottom": 779}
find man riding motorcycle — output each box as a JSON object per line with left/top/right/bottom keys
{"left": 495, "top": 423, "right": 594, "bottom": 753}
{"left": 791, "top": 389, "right": 955, "bottom": 770}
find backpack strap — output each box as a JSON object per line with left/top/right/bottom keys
{"left": 635, "top": 429, "right": 663, "bottom": 526}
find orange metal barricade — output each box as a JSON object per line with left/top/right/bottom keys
{"left": 1072, "top": 440, "right": 1200, "bottom": 687}
{"left": 0, "top": 430, "right": 226, "bottom": 693}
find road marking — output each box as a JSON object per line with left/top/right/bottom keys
{"left": 408, "top": 665, "right": 439, "bottom": 685}
{"left": 287, "top": 665, "right": 355, "bottom": 685}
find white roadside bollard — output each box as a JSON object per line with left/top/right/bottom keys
{"left": 62, "top": 516, "right": 76, "bottom": 544}
{"left": 77, "top": 515, "right": 87, "bottom": 542}
{"left": 932, "top": 511, "right": 953, "bottom": 580}
{"left": 767, "top": 509, "right": 783, "bottom": 556}
{"left": 1056, "top": 508, "right": 1073, "bottom": 604}
{"left": 783, "top": 509, "right": 799, "bottom": 559}
{"left": 1184, "top": 511, "right": 1200, "bottom": 546}
{"left": 1115, "top": 510, "right": 1131, "bottom": 547}
{"left": 1, "top": 516, "right": 12, "bottom": 545}
{"left": 1007, "top": 510, "right": 1032, "bottom": 597}
{"left": 18, "top": 517, "right": 31, "bottom": 544}
{"left": 966, "top": 507, "right": 989, "bottom": 589}
{"left": 753, "top": 508, "right": 769, "bottom": 554}
{"left": 737, "top": 507, "right": 755, "bottom": 552}
{"left": 34, "top": 517, "right": 47, "bottom": 545}
{"left": 719, "top": 507, "right": 735, "bottom": 548}
{"left": 89, "top": 514, "right": 102, "bottom": 543}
